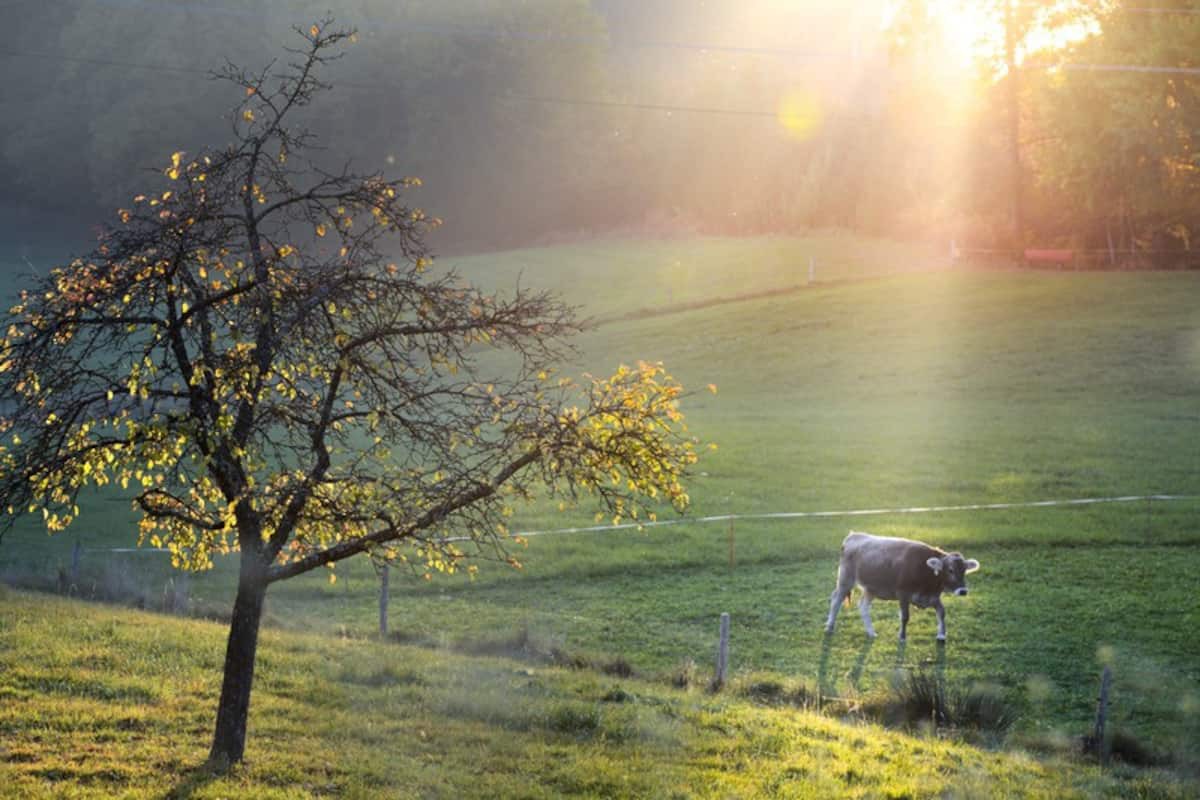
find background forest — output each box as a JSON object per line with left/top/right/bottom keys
{"left": 2, "top": 0, "right": 1198, "bottom": 261}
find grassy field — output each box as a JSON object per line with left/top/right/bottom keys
{"left": 3, "top": 235, "right": 1200, "bottom": 792}
{"left": 1, "top": 589, "right": 1196, "bottom": 799}
{"left": 441, "top": 232, "right": 948, "bottom": 319}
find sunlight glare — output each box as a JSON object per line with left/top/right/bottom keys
{"left": 931, "top": 0, "right": 999, "bottom": 67}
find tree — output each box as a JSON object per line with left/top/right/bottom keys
{"left": 0, "top": 23, "right": 701, "bottom": 766}
{"left": 1027, "top": 3, "right": 1200, "bottom": 258}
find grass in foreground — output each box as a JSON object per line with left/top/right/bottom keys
{"left": 1, "top": 589, "right": 1196, "bottom": 799}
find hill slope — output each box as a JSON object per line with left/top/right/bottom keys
{"left": 1, "top": 589, "right": 1194, "bottom": 799}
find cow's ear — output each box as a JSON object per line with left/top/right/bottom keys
{"left": 964, "top": 558, "right": 980, "bottom": 574}
{"left": 926, "top": 557, "right": 943, "bottom": 576}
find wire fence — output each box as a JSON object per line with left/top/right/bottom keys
{"left": 37, "top": 490, "right": 1182, "bottom": 626}
{"left": 447, "top": 492, "right": 1197, "bottom": 542}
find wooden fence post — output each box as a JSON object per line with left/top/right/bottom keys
{"left": 713, "top": 612, "right": 731, "bottom": 690}
{"left": 71, "top": 539, "right": 82, "bottom": 585}
{"left": 379, "top": 564, "right": 390, "bottom": 637}
{"left": 175, "top": 571, "right": 190, "bottom": 615}
{"left": 1092, "top": 666, "right": 1112, "bottom": 764}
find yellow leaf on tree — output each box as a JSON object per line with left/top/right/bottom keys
{"left": 243, "top": 109, "right": 255, "bottom": 123}
{"left": 310, "top": 24, "right": 320, "bottom": 37}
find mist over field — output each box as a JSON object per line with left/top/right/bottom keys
{"left": 8, "top": 0, "right": 1193, "bottom": 266}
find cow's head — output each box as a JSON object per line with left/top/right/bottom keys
{"left": 925, "top": 552, "right": 980, "bottom": 595}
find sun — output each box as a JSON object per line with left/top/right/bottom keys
{"left": 930, "top": 0, "right": 1001, "bottom": 67}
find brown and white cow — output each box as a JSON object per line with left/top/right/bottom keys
{"left": 823, "top": 531, "right": 980, "bottom": 642}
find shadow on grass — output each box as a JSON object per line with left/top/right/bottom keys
{"left": 163, "top": 760, "right": 226, "bottom": 800}
{"left": 848, "top": 636, "right": 875, "bottom": 691}
{"left": 818, "top": 632, "right": 834, "bottom": 702}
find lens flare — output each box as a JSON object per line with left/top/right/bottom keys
{"left": 776, "top": 90, "right": 823, "bottom": 140}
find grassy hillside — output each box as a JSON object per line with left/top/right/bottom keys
{"left": 3, "top": 237, "right": 1200, "bottom": 785}
{"left": 442, "top": 233, "right": 947, "bottom": 318}
{"left": 1, "top": 589, "right": 1194, "bottom": 799}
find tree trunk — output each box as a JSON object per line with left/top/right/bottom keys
{"left": 208, "top": 551, "right": 269, "bottom": 766}
{"left": 1005, "top": 0, "right": 1024, "bottom": 257}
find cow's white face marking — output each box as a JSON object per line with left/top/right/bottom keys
{"left": 926, "top": 556, "right": 943, "bottom": 576}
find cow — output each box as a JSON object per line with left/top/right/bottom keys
{"left": 823, "top": 531, "right": 980, "bottom": 642}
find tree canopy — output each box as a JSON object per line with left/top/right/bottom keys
{"left": 0, "top": 22, "right": 702, "bottom": 764}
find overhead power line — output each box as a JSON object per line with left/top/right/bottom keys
{"left": 1019, "top": 2, "right": 1200, "bottom": 14}
{"left": 1119, "top": 6, "right": 1200, "bottom": 14}
{"left": 62, "top": 0, "right": 865, "bottom": 61}
{"left": 0, "top": 47, "right": 811, "bottom": 120}
{"left": 1061, "top": 62, "right": 1200, "bottom": 75}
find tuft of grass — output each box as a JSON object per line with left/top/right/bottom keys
{"left": 870, "top": 670, "right": 1021, "bottom": 738}
{"left": 455, "top": 624, "right": 544, "bottom": 661}
{"left": 338, "top": 663, "right": 425, "bottom": 688}
{"left": 544, "top": 703, "right": 603, "bottom": 738}
{"left": 1082, "top": 728, "right": 1174, "bottom": 768}
{"left": 666, "top": 657, "right": 697, "bottom": 690}
{"left": 600, "top": 655, "right": 635, "bottom": 678}
{"left": 601, "top": 686, "right": 636, "bottom": 703}
{"left": 736, "top": 673, "right": 819, "bottom": 710}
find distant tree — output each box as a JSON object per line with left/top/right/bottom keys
{"left": 1027, "top": 3, "right": 1200, "bottom": 257}
{"left": 0, "top": 23, "right": 700, "bottom": 766}
{"left": 884, "top": 0, "right": 1095, "bottom": 248}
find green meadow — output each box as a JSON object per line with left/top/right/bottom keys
{"left": 7, "top": 589, "right": 1195, "bottom": 799}
{"left": 3, "top": 235, "right": 1200, "bottom": 795}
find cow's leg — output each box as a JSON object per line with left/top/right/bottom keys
{"left": 825, "top": 589, "right": 844, "bottom": 634}
{"left": 934, "top": 598, "right": 946, "bottom": 642}
{"left": 824, "top": 563, "right": 853, "bottom": 634}
{"left": 898, "top": 595, "right": 911, "bottom": 642}
{"left": 858, "top": 592, "right": 876, "bottom": 639}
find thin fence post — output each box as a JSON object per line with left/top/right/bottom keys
{"left": 727, "top": 520, "right": 735, "bottom": 569}
{"left": 379, "top": 564, "right": 390, "bottom": 637}
{"left": 713, "top": 612, "right": 731, "bottom": 690}
{"left": 1091, "top": 666, "right": 1112, "bottom": 765}
{"left": 176, "top": 571, "right": 190, "bottom": 615}
{"left": 71, "top": 539, "right": 82, "bottom": 585}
